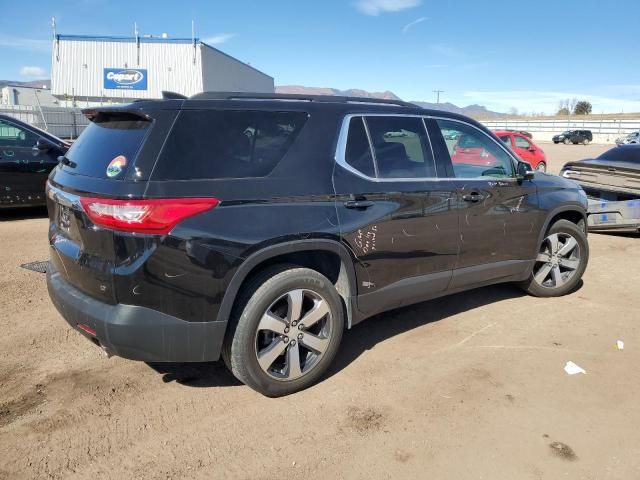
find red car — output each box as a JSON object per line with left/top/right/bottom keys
{"left": 494, "top": 130, "right": 547, "bottom": 172}
{"left": 450, "top": 130, "right": 547, "bottom": 172}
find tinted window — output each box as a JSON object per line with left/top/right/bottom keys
{"left": 599, "top": 146, "right": 640, "bottom": 163}
{"left": 514, "top": 136, "right": 531, "bottom": 149}
{"left": 0, "top": 119, "right": 37, "bottom": 146}
{"left": 345, "top": 117, "right": 375, "bottom": 177}
{"left": 154, "top": 110, "right": 307, "bottom": 180}
{"left": 66, "top": 113, "right": 150, "bottom": 178}
{"left": 365, "top": 116, "right": 435, "bottom": 178}
{"left": 437, "top": 119, "right": 515, "bottom": 178}
{"left": 498, "top": 135, "right": 511, "bottom": 146}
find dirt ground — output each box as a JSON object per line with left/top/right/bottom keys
{"left": 1, "top": 143, "right": 639, "bottom": 480}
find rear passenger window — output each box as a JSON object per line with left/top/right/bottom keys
{"left": 153, "top": 110, "right": 307, "bottom": 180}
{"left": 365, "top": 116, "right": 435, "bottom": 179}
{"left": 345, "top": 117, "right": 376, "bottom": 177}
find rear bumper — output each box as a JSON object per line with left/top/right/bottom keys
{"left": 47, "top": 269, "right": 227, "bottom": 362}
{"left": 587, "top": 198, "right": 640, "bottom": 231}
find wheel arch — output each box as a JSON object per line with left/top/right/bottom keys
{"left": 217, "top": 239, "right": 358, "bottom": 328}
{"left": 536, "top": 205, "right": 588, "bottom": 250}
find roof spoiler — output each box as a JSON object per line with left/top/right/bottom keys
{"left": 162, "top": 91, "right": 187, "bottom": 100}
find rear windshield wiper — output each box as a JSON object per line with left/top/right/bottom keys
{"left": 57, "top": 155, "right": 77, "bottom": 168}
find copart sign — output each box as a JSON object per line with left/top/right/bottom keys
{"left": 104, "top": 68, "right": 148, "bottom": 90}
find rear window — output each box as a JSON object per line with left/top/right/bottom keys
{"left": 65, "top": 113, "right": 150, "bottom": 178}
{"left": 152, "top": 110, "right": 308, "bottom": 180}
{"left": 599, "top": 146, "right": 640, "bottom": 163}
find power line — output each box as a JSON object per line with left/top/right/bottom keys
{"left": 433, "top": 90, "right": 444, "bottom": 103}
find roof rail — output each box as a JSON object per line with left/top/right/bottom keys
{"left": 162, "top": 91, "right": 187, "bottom": 100}
{"left": 188, "top": 91, "right": 419, "bottom": 108}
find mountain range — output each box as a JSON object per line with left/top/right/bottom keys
{"left": 275, "top": 85, "right": 503, "bottom": 118}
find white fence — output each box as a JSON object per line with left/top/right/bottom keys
{"left": 0, "top": 104, "right": 89, "bottom": 140}
{"left": 480, "top": 118, "right": 640, "bottom": 144}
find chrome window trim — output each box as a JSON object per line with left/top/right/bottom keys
{"left": 334, "top": 113, "right": 521, "bottom": 183}
{"left": 335, "top": 113, "right": 442, "bottom": 183}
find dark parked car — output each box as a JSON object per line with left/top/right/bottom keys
{"left": 0, "top": 114, "right": 69, "bottom": 207}
{"left": 553, "top": 130, "right": 593, "bottom": 145}
{"left": 561, "top": 145, "right": 640, "bottom": 231}
{"left": 47, "top": 93, "right": 590, "bottom": 396}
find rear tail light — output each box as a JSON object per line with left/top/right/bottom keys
{"left": 79, "top": 197, "right": 219, "bottom": 234}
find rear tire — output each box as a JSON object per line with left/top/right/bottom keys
{"left": 563, "top": 138, "right": 570, "bottom": 145}
{"left": 222, "top": 265, "right": 344, "bottom": 397}
{"left": 518, "top": 219, "right": 589, "bottom": 297}
{"left": 583, "top": 138, "right": 590, "bottom": 145}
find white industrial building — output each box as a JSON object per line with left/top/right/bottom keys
{"left": 51, "top": 34, "right": 274, "bottom": 106}
{"left": 1, "top": 85, "right": 59, "bottom": 107}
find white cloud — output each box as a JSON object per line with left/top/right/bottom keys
{"left": 355, "top": 0, "right": 421, "bottom": 16}
{"left": 202, "top": 33, "right": 236, "bottom": 45}
{"left": 462, "top": 90, "right": 640, "bottom": 114}
{"left": 19, "top": 66, "right": 48, "bottom": 79}
{"left": 402, "top": 16, "right": 426, "bottom": 33}
{"left": 0, "top": 35, "right": 50, "bottom": 52}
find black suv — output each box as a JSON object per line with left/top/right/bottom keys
{"left": 553, "top": 130, "right": 593, "bottom": 145}
{"left": 47, "top": 93, "right": 589, "bottom": 396}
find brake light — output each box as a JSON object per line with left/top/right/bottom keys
{"left": 79, "top": 197, "right": 219, "bottom": 234}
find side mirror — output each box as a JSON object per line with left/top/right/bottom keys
{"left": 528, "top": 146, "right": 536, "bottom": 152}
{"left": 516, "top": 161, "right": 535, "bottom": 181}
{"left": 33, "top": 138, "right": 54, "bottom": 152}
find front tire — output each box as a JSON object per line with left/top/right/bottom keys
{"left": 222, "top": 265, "right": 344, "bottom": 397}
{"left": 583, "top": 138, "right": 590, "bottom": 145}
{"left": 518, "top": 219, "right": 589, "bottom": 297}
{"left": 563, "top": 138, "right": 571, "bottom": 145}
{"left": 535, "top": 162, "right": 547, "bottom": 172}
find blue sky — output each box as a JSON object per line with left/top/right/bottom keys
{"left": 1, "top": 0, "right": 639, "bottom": 114}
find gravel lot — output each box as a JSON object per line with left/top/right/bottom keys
{"left": 2, "top": 142, "right": 639, "bottom": 480}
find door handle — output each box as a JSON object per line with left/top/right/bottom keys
{"left": 344, "top": 200, "right": 374, "bottom": 209}
{"left": 462, "top": 192, "right": 484, "bottom": 202}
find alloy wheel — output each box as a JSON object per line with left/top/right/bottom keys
{"left": 254, "top": 289, "right": 332, "bottom": 381}
{"left": 533, "top": 232, "right": 581, "bottom": 288}
{"left": 536, "top": 163, "right": 546, "bottom": 172}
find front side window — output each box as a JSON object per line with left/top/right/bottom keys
{"left": 154, "top": 110, "right": 308, "bottom": 180}
{"left": 0, "top": 120, "right": 37, "bottom": 146}
{"left": 514, "top": 135, "right": 531, "bottom": 149}
{"left": 436, "top": 119, "right": 515, "bottom": 179}
{"left": 498, "top": 135, "right": 512, "bottom": 147}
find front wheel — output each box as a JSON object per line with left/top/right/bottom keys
{"left": 535, "top": 162, "right": 547, "bottom": 172}
{"left": 518, "top": 219, "right": 589, "bottom": 297}
{"left": 563, "top": 138, "right": 571, "bottom": 145}
{"left": 222, "top": 265, "right": 344, "bottom": 397}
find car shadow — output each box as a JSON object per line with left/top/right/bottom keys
{"left": 325, "top": 283, "right": 526, "bottom": 380}
{"left": 146, "top": 360, "right": 242, "bottom": 388}
{"left": 146, "top": 283, "right": 527, "bottom": 389}
{"left": 0, "top": 206, "right": 48, "bottom": 221}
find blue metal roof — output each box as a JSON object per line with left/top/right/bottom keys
{"left": 56, "top": 34, "right": 197, "bottom": 44}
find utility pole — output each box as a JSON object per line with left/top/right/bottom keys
{"left": 433, "top": 90, "right": 444, "bottom": 103}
